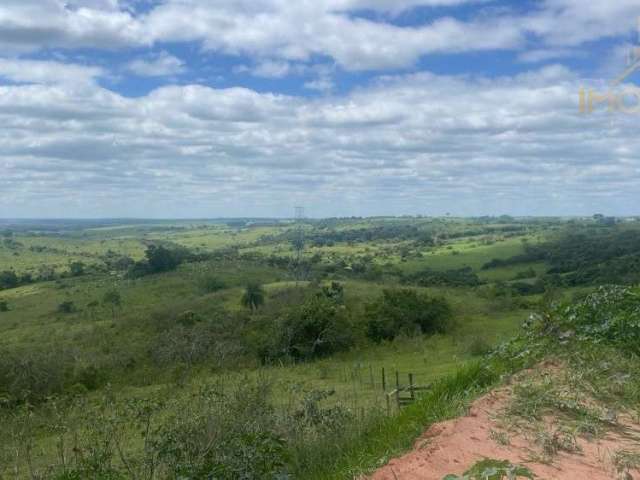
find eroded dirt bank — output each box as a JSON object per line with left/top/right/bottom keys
{"left": 370, "top": 365, "right": 640, "bottom": 480}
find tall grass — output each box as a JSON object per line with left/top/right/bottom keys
{"left": 299, "top": 360, "right": 506, "bottom": 479}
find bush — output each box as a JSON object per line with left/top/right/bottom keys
{"left": 510, "top": 281, "right": 545, "bottom": 296}
{"left": 253, "top": 293, "right": 354, "bottom": 362}
{"left": 0, "top": 270, "right": 18, "bottom": 290}
{"left": 0, "top": 300, "right": 8, "bottom": 312}
{"left": 150, "top": 311, "right": 245, "bottom": 370}
{"left": 128, "top": 244, "right": 191, "bottom": 277}
{"left": 200, "top": 275, "right": 226, "bottom": 293}
{"left": 402, "top": 267, "right": 481, "bottom": 287}
{"left": 464, "top": 337, "right": 492, "bottom": 357}
{"left": 365, "top": 289, "right": 453, "bottom": 342}
{"left": 0, "top": 350, "right": 72, "bottom": 405}
{"left": 241, "top": 282, "right": 266, "bottom": 311}
{"left": 533, "top": 285, "right": 640, "bottom": 355}
{"left": 57, "top": 301, "right": 77, "bottom": 314}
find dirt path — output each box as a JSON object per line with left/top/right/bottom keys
{"left": 369, "top": 384, "right": 640, "bottom": 480}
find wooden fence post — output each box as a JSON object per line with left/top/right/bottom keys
{"left": 408, "top": 373, "right": 415, "bottom": 400}
{"left": 381, "top": 367, "right": 386, "bottom": 392}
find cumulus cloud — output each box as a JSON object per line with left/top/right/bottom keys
{"left": 0, "top": 65, "right": 637, "bottom": 217}
{"left": 126, "top": 51, "right": 186, "bottom": 77}
{"left": 0, "top": 0, "right": 638, "bottom": 70}
{"left": 0, "top": 0, "right": 147, "bottom": 54}
{"left": 0, "top": 0, "right": 639, "bottom": 217}
{"left": 0, "top": 58, "right": 103, "bottom": 85}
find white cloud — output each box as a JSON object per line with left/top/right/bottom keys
{"left": 0, "top": 58, "right": 103, "bottom": 85}
{"left": 249, "top": 60, "right": 295, "bottom": 79}
{"left": 518, "top": 48, "right": 579, "bottom": 63}
{"left": 0, "top": 65, "right": 638, "bottom": 217}
{"left": 0, "top": 0, "right": 147, "bottom": 54}
{"left": 0, "top": 0, "right": 638, "bottom": 71}
{"left": 304, "top": 78, "right": 335, "bottom": 93}
{"left": 126, "top": 51, "right": 185, "bottom": 77}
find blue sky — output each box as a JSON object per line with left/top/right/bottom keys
{"left": 1, "top": 0, "right": 639, "bottom": 218}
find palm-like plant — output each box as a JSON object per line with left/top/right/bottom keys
{"left": 241, "top": 282, "right": 265, "bottom": 311}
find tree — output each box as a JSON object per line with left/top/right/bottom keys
{"left": 279, "top": 294, "right": 353, "bottom": 360}
{"left": 68, "top": 261, "right": 85, "bottom": 277}
{"left": 145, "top": 245, "right": 181, "bottom": 273}
{"left": 241, "top": 283, "right": 265, "bottom": 311}
{"left": 365, "top": 289, "right": 452, "bottom": 343}
{"left": 0, "top": 270, "right": 19, "bottom": 290}
{"left": 103, "top": 289, "right": 122, "bottom": 319}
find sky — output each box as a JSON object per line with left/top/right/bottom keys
{"left": 1, "top": 0, "right": 640, "bottom": 218}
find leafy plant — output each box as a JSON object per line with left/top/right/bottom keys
{"left": 443, "top": 459, "right": 535, "bottom": 480}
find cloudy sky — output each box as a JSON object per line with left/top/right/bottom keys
{"left": 1, "top": 0, "right": 639, "bottom": 218}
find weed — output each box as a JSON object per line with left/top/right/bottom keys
{"left": 613, "top": 449, "right": 640, "bottom": 475}
{"left": 489, "top": 429, "right": 510, "bottom": 446}
{"left": 443, "top": 458, "right": 535, "bottom": 479}
{"left": 535, "top": 427, "right": 581, "bottom": 462}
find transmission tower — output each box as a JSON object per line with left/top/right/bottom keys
{"left": 293, "top": 206, "right": 305, "bottom": 283}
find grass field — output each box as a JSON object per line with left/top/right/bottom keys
{"left": 2, "top": 217, "right": 627, "bottom": 479}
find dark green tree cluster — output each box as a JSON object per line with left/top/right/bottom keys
{"left": 365, "top": 288, "right": 453, "bottom": 342}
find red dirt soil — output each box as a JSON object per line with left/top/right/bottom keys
{"left": 369, "top": 385, "right": 640, "bottom": 480}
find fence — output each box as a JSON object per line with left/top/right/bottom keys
{"left": 381, "top": 367, "right": 431, "bottom": 414}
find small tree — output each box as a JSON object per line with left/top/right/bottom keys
{"left": 365, "top": 288, "right": 452, "bottom": 343}
{"left": 68, "top": 261, "right": 85, "bottom": 277}
{"left": 87, "top": 300, "right": 100, "bottom": 320}
{"left": 103, "top": 289, "right": 122, "bottom": 319}
{"left": 146, "top": 245, "right": 181, "bottom": 273}
{"left": 241, "top": 283, "right": 265, "bottom": 311}
{"left": 57, "top": 301, "right": 76, "bottom": 314}
{"left": 0, "top": 270, "right": 19, "bottom": 290}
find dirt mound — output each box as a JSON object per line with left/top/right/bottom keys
{"left": 369, "top": 368, "right": 640, "bottom": 480}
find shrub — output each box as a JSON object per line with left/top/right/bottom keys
{"left": 0, "top": 300, "right": 8, "bottom": 312}
{"left": 57, "top": 301, "right": 77, "bottom": 314}
{"left": 510, "top": 281, "right": 545, "bottom": 296}
{"left": 0, "top": 270, "right": 18, "bottom": 290}
{"left": 533, "top": 285, "right": 640, "bottom": 355}
{"left": 200, "top": 275, "right": 226, "bottom": 293}
{"left": 444, "top": 458, "right": 535, "bottom": 479}
{"left": 365, "top": 289, "right": 453, "bottom": 342}
{"left": 127, "top": 244, "right": 190, "bottom": 277}
{"left": 514, "top": 268, "right": 537, "bottom": 280}
{"left": 150, "top": 312, "right": 245, "bottom": 370}
{"left": 149, "top": 382, "right": 289, "bottom": 480}
{"left": 254, "top": 293, "right": 354, "bottom": 362}
{"left": 68, "top": 261, "right": 85, "bottom": 277}
{"left": 464, "top": 337, "right": 492, "bottom": 357}
{"left": 0, "top": 350, "right": 72, "bottom": 405}
{"left": 241, "top": 282, "right": 265, "bottom": 311}
{"left": 176, "top": 310, "right": 203, "bottom": 327}
{"left": 102, "top": 289, "right": 122, "bottom": 319}
{"left": 402, "top": 267, "right": 481, "bottom": 287}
